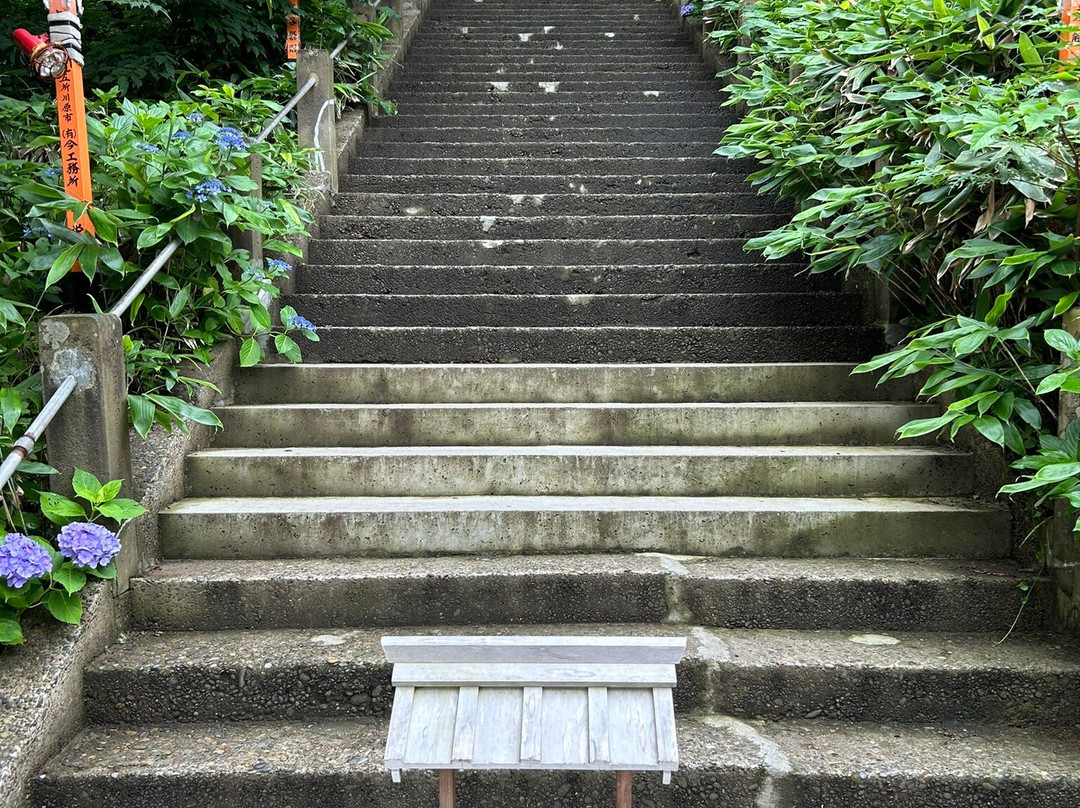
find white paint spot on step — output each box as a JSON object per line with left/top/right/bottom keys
{"left": 479, "top": 216, "right": 498, "bottom": 232}
{"left": 460, "top": 27, "right": 469, "bottom": 34}
{"left": 566, "top": 294, "right": 594, "bottom": 305}
{"left": 403, "top": 206, "right": 428, "bottom": 216}
{"left": 543, "top": 26, "right": 554, "bottom": 33}
{"left": 644, "top": 90, "right": 661, "bottom": 98}
{"left": 480, "top": 240, "right": 504, "bottom": 249}
{"left": 849, "top": 634, "right": 901, "bottom": 646}
{"left": 605, "top": 32, "right": 616, "bottom": 38}
{"left": 518, "top": 32, "right": 533, "bottom": 41}
{"left": 554, "top": 42, "right": 564, "bottom": 50}
{"left": 538, "top": 81, "right": 559, "bottom": 93}
{"left": 489, "top": 81, "right": 510, "bottom": 91}
{"left": 310, "top": 635, "right": 347, "bottom": 647}
{"left": 509, "top": 194, "right": 527, "bottom": 205}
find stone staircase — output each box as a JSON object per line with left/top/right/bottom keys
{"left": 29, "top": 0, "right": 1080, "bottom": 806}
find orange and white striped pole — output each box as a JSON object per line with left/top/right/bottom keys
{"left": 1063, "top": 0, "right": 1080, "bottom": 61}
{"left": 47, "top": 0, "right": 94, "bottom": 242}
{"left": 286, "top": 0, "right": 301, "bottom": 60}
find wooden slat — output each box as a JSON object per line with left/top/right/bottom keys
{"left": 520, "top": 686, "right": 544, "bottom": 763}
{"left": 540, "top": 687, "right": 588, "bottom": 766}
{"left": 608, "top": 689, "right": 657, "bottom": 768}
{"left": 393, "top": 662, "right": 676, "bottom": 688}
{"left": 588, "top": 687, "right": 610, "bottom": 765}
{"left": 473, "top": 687, "right": 523, "bottom": 765}
{"left": 383, "top": 635, "right": 687, "bottom": 664}
{"left": 384, "top": 685, "right": 415, "bottom": 765}
{"left": 652, "top": 688, "right": 678, "bottom": 766}
{"left": 403, "top": 687, "right": 458, "bottom": 766}
{"left": 451, "top": 686, "right": 479, "bottom": 763}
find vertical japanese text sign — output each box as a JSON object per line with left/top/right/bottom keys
{"left": 1063, "top": 0, "right": 1080, "bottom": 62}
{"left": 286, "top": 0, "right": 301, "bottom": 60}
{"left": 48, "top": 0, "right": 94, "bottom": 241}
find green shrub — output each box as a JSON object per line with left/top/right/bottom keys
{"left": 711, "top": 0, "right": 1080, "bottom": 533}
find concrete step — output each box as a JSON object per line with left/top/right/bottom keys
{"left": 233, "top": 364, "right": 914, "bottom": 405}
{"left": 330, "top": 192, "right": 784, "bottom": 217}
{"left": 295, "top": 264, "right": 832, "bottom": 295}
{"left": 158, "top": 495, "right": 1009, "bottom": 560}
{"left": 283, "top": 292, "right": 862, "bottom": 327}
{"left": 354, "top": 142, "right": 724, "bottom": 158}
{"left": 378, "top": 113, "right": 733, "bottom": 127}
{"left": 345, "top": 157, "right": 738, "bottom": 175}
{"left": 184, "top": 445, "right": 973, "bottom": 499}
{"left": 289, "top": 325, "right": 885, "bottom": 363}
{"left": 33, "top": 717, "right": 1080, "bottom": 808}
{"left": 211, "top": 401, "right": 933, "bottom": 447}
{"left": 394, "top": 72, "right": 717, "bottom": 85}
{"left": 308, "top": 238, "right": 769, "bottom": 266}
{"left": 84, "top": 625, "right": 1080, "bottom": 726}
{"left": 315, "top": 214, "right": 785, "bottom": 241}
{"left": 338, "top": 173, "right": 751, "bottom": 194}
{"left": 391, "top": 90, "right": 720, "bottom": 104}
{"left": 361, "top": 127, "right": 730, "bottom": 143}
{"left": 392, "top": 79, "right": 720, "bottom": 92}
{"left": 392, "top": 102, "right": 726, "bottom": 115}
{"left": 130, "top": 555, "right": 1043, "bottom": 633}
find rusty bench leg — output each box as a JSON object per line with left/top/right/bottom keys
{"left": 616, "top": 771, "right": 632, "bottom": 808}
{"left": 440, "top": 769, "right": 455, "bottom": 808}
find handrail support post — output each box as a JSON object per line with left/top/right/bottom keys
{"left": 296, "top": 48, "right": 338, "bottom": 195}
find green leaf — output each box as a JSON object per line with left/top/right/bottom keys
{"left": 0, "top": 388, "right": 23, "bottom": 433}
{"left": 274, "top": 333, "right": 302, "bottom": 363}
{"left": 136, "top": 223, "right": 172, "bottom": 250}
{"left": 1018, "top": 33, "right": 1042, "bottom": 67}
{"left": 39, "top": 492, "right": 87, "bottom": 525}
{"left": 46, "top": 244, "right": 83, "bottom": 288}
{"left": 239, "top": 337, "right": 263, "bottom": 367}
{"left": 1044, "top": 329, "right": 1080, "bottom": 354}
{"left": 72, "top": 468, "right": 103, "bottom": 503}
{"left": 0, "top": 618, "right": 23, "bottom": 645}
{"left": 97, "top": 498, "right": 147, "bottom": 521}
{"left": 85, "top": 561, "right": 116, "bottom": 580}
{"left": 17, "top": 461, "right": 59, "bottom": 475}
{"left": 44, "top": 589, "right": 82, "bottom": 625}
{"left": 50, "top": 565, "right": 87, "bottom": 595}
{"left": 973, "top": 416, "right": 1005, "bottom": 447}
{"left": 128, "top": 394, "right": 157, "bottom": 439}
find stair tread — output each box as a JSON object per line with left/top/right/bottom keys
{"left": 188, "top": 445, "right": 965, "bottom": 458}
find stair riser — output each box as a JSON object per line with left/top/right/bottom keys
{"left": 395, "top": 91, "right": 718, "bottom": 104}
{"left": 394, "top": 104, "right": 725, "bottom": 116}
{"left": 393, "top": 79, "right": 720, "bottom": 90}
{"left": 284, "top": 293, "right": 862, "bottom": 327}
{"left": 356, "top": 142, "right": 723, "bottom": 157}
{"left": 395, "top": 73, "right": 717, "bottom": 84}
{"left": 129, "top": 560, "right": 1043, "bottom": 634}
{"left": 85, "top": 653, "right": 1072, "bottom": 727}
{"left": 184, "top": 451, "right": 973, "bottom": 498}
{"left": 362, "top": 128, "right": 730, "bottom": 143}
{"left": 339, "top": 173, "right": 747, "bottom": 193}
{"left": 234, "top": 364, "right": 912, "bottom": 405}
{"left": 212, "top": 404, "right": 933, "bottom": 448}
{"left": 379, "top": 114, "right": 731, "bottom": 127}
{"left": 295, "top": 265, "right": 831, "bottom": 295}
{"left": 345, "top": 157, "right": 741, "bottom": 175}
{"left": 159, "top": 507, "right": 1008, "bottom": 560}
{"left": 294, "top": 325, "right": 885, "bottom": 363}
{"left": 330, "top": 193, "right": 784, "bottom": 216}
{"left": 308, "top": 239, "right": 761, "bottom": 265}
{"left": 30, "top": 762, "right": 1080, "bottom": 808}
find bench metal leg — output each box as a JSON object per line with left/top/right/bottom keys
{"left": 439, "top": 769, "right": 455, "bottom": 808}
{"left": 616, "top": 771, "right": 632, "bottom": 808}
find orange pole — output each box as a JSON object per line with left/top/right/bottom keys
{"left": 49, "top": 0, "right": 94, "bottom": 246}
{"left": 1063, "top": 0, "right": 1080, "bottom": 62}
{"left": 286, "top": 0, "right": 301, "bottom": 60}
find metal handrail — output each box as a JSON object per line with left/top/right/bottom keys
{"left": 0, "top": 33, "right": 352, "bottom": 494}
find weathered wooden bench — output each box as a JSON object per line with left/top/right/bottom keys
{"left": 382, "top": 635, "right": 687, "bottom": 808}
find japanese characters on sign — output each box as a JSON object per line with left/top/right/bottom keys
{"left": 287, "top": 0, "right": 301, "bottom": 60}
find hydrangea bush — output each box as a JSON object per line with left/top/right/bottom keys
{"left": 0, "top": 469, "right": 145, "bottom": 646}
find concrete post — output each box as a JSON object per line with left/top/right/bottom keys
{"left": 352, "top": 1, "right": 376, "bottom": 22}
{"left": 1052, "top": 308, "right": 1080, "bottom": 633}
{"left": 38, "top": 314, "right": 138, "bottom": 590}
{"left": 296, "top": 48, "right": 338, "bottom": 195}
{"left": 228, "top": 153, "right": 263, "bottom": 268}
{"left": 389, "top": 0, "right": 405, "bottom": 39}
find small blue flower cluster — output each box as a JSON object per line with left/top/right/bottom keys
{"left": 680, "top": 3, "right": 695, "bottom": 16}
{"left": 215, "top": 126, "right": 247, "bottom": 150}
{"left": 188, "top": 112, "right": 205, "bottom": 124}
{"left": 185, "top": 178, "right": 226, "bottom": 202}
{"left": 0, "top": 533, "right": 52, "bottom": 589}
{"left": 136, "top": 142, "right": 161, "bottom": 153}
{"left": 44, "top": 167, "right": 60, "bottom": 178}
{"left": 241, "top": 266, "right": 266, "bottom": 282}
{"left": 173, "top": 130, "right": 193, "bottom": 141}
{"left": 287, "top": 314, "right": 317, "bottom": 333}
{"left": 266, "top": 258, "right": 292, "bottom": 275}
{"left": 58, "top": 522, "right": 121, "bottom": 570}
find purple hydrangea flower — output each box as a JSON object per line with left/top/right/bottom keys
{"left": 0, "top": 533, "right": 52, "bottom": 589}
{"left": 266, "top": 258, "right": 292, "bottom": 274}
{"left": 680, "top": 3, "right": 695, "bottom": 16}
{"left": 57, "top": 522, "right": 121, "bottom": 570}
{"left": 287, "top": 314, "right": 317, "bottom": 333}
{"left": 173, "top": 130, "right": 193, "bottom": 141}
{"left": 136, "top": 142, "right": 160, "bottom": 153}
{"left": 215, "top": 126, "right": 247, "bottom": 150}
{"left": 185, "top": 178, "right": 227, "bottom": 202}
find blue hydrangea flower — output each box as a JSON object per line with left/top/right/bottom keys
{"left": 0, "top": 533, "right": 52, "bottom": 589}
{"left": 187, "top": 112, "right": 205, "bottom": 123}
{"left": 136, "top": 142, "right": 160, "bottom": 153}
{"left": 241, "top": 265, "right": 267, "bottom": 282}
{"left": 680, "top": 3, "right": 695, "bottom": 16}
{"left": 185, "top": 178, "right": 227, "bottom": 202}
{"left": 44, "top": 167, "right": 60, "bottom": 178}
{"left": 215, "top": 126, "right": 247, "bottom": 150}
{"left": 22, "top": 227, "right": 33, "bottom": 239}
{"left": 57, "top": 522, "right": 121, "bottom": 570}
{"left": 173, "top": 130, "right": 193, "bottom": 141}
{"left": 266, "top": 258, "right": 292, "bottom": 275}
{"left": 287, "top": 314, "right": 317, "bottom": 333}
